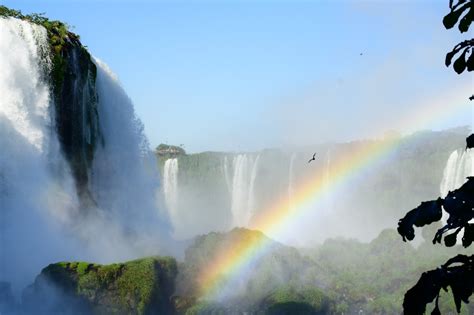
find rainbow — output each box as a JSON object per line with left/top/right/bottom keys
{"left": 197, "top": 84, "right": 472, "bottom": 300}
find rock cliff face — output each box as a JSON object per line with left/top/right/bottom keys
{"left": 22, "top": 257, "right": 177, "bottom": 315}
{"left": 52, "top": 34, "right": 101, "bottom": 206}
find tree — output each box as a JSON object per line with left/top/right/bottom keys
{"left": 396, "top": 1, "right": 474, "bottom": 314}
{"left": 443, "top": 0, "right": 474, "bottom": 77}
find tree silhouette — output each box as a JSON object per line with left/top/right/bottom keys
{"left": 443, "top": 0, "right": 474, "bottom": 76}
{"left": 396, "top": 1, "right": 474, "bottom": 314}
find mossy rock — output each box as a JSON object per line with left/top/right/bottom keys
{"left": 22, "top": 257, "right": 178, "bottom": 315}
{"left": 262, "top": 286, "right": 331, "bottom": 315}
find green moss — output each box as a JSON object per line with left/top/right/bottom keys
{"left": 35, "top": 256, "right": 177, "bottom": 315}
{"left": 265, "top": 286, "right": 329, "bottom": 311}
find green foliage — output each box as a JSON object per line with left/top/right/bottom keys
{"left": 173, "top": 227, "right": 474, "bottom": 314}
{"left": 37, "top": 257, "right": 178, "bottom": 315}
{"left": 263, "top": 286, "right": 330, "bottom": 314}
{"left": 304, "top": 229, "right": 472, "bottom": 314}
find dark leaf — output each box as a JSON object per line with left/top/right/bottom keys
{"left": 453, "top": 49, "right": 468, "bottom": 73}
{"left": 466, "top": 134, "right": 474, "bottom": 149}
{"left": 433, "top": 231, "right": 444, "bottom": 244}
{"left": 446, "top": 49, "right": 457, "bottom": 66}
{"left": 449, "top": 270, "right": 473, "bottom": 313}
{"left": 444, "top": 228, "right": 461, "bottom": 247}
{"left": 467, "top": 48, "right": 474, "bottom": 71}
{"left": 397, "top": 199, "right": 443, "bottom": 241}
{"left": 445, "top": 40, "right": 474, "bottom": 69}
{"left": 462, "top": 224, "right": 474, "bottom": 247}
{"left": 431, "top": 304, "right": 441, "bottom": 315}
{"left": 403, "top": 269, "right": 444, "bottom": 315}
{"left": 459, "top": 9, "right": 474, "bottom": 32}
{"left": 443, "top": 178, "right": 474, "bottom": 227}
{"left": 443, "top": 2, "right": 471, "bottom": 29}
{"left": 402, "top": 255, "right": 474, "bottom": 315}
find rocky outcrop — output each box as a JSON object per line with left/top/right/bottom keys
{"left": 52, "top": 33, "right": 101, "bottom": 206}
{"left": 156, "top": 144, "right": 186, "bottom": 158}
{"left": 22, "top": 257, "right": 178, "bottom": 315}
{"left": 175, "top": 228, "right": 326, "bottom": 314}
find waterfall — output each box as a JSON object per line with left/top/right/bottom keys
{"left": 440, "top": 149, "right": 474, "bottom": 197}
{"left": 223, "top": 156, "right": 233, "bottom": 194}
{"left": 230, "top": 154, "right": 259, "bottom": 227}
{"left": 163, "top": 158, "right": 179, "bottom": 226}
{"left": 91, "top": 59, "right": 164, "bottom": 234}
{"left": 323, "top": 149, "right": 333, "bottom": 213}
{"left": 0, "top": 17, "right": 80, "bottom": 292}
{"left": 288, "top": 153, "right": 297, "bottom": 210}
{"left": 247, "top": 155, "right": 260, "bottom": 220}
{"left": 0, "top": 18, "right": 169, "bottom": 292}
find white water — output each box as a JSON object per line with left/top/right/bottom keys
{"left": 223, "top": 156, "right": 233, "bottom": 194}
{"left": 230, "top": 154, "right": 260, "bottom": 227}
{"left": 247, "top": 154, "right": 260, "bottom": 221}
{"left": 0, "top": 17, "right": 81, "bottom": 293}
{"left": 163, "top": 158, "right": 179, "bottom": 227}
{"left": 323, "top": 149, "right": 333, "bottom": 214}
{"left": 0, "top": 18, "right": 168, "bottom": 293}
{"left": 440, "top": 149, "right": 474, "bottom": 197}
{"left": 288, "top": 153, "right": 297, "bottom": 211}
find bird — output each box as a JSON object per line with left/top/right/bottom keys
{"left": 308, "top": 153, "right": 317, "bottom": 163}
{"left": 360, "top": 52, "right": 363, "bottom": 56}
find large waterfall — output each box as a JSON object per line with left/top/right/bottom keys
{"left": 0, "top": 17, "right": 80, "bottom": 293}
{"left": 0, "top": 17, "right": 166, "bottom": 293}
{"left": 440, "top": 149, "right": 474, "bottom": 197}
{"left": 163, "top": 158, "right": 179, "bottom": 227}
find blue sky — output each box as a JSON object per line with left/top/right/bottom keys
{"left": 2, "top": 0, "right": 472, "bottom": 152}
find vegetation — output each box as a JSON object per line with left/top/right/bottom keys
{"left": 23, "top": 257, "right": 178, "bottom": 315}
{"left": 443, "top": 0, "right": 474, "bottom": 78}
{"left": 262, "top": 286, "right": 330, "bottom": 315}
{"left": 157, "top": 129, "right": 466, "bottom": 239}
{"left": 175, "top": 228, "right": 327, "bottom": 314}
{"left": 395, "top": 1, "right": 474, "bottom": 314}
{"left": 168, "top": 227, "right": 474, "bottom": 314}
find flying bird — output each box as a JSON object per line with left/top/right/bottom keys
{"left": 308, "top": 153, "right": 317, "bottom": 163}
{"left": 360, "top": 53, "right": 363, "bottom": 56}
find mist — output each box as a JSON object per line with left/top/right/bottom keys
{"left": 157, "top": 127, "right": 468, "bottom": 246}
{"left": 2, "top": 1, "right": 474, "bottom": 313}
{"left": 0, "top": 17, "right": 174, "bottom": 303}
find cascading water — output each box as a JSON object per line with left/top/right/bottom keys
{"left": 223, "top": 156, "right": 233, "bottom": 194}
{"left": 163, "top": 158, "right": 179, "bottom": 227}
{"left": 288, "top": 153, "right": 297, "bottom": 211}
{"left": 0, "top": 17, "right": 81, "bottom": 292}
{"left": 323, "top": 149, "right": 333, "bottom": 214}
{"left": 440, "top": 149, "right": 474, "bottom": 197}
{"left": 230, "top": 154, "right": 259, "bottom": 227}
{"left": 247, "top": 154, "right": 260, "bottom": 220}
{"left": 0, "top": 17, "right": 169, "bottom": 293}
